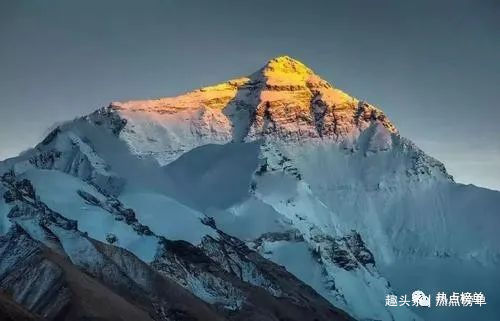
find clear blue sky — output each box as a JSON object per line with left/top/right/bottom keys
{"left": 0, "top": 0, "right": 498, "bottom": 190}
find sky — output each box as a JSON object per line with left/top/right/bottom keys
{"left": 0, "top": 0, "right": 498, "bottom": 190}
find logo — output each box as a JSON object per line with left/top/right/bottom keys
{"left": 411, "top": 290, "right": 431, "bottom": 307}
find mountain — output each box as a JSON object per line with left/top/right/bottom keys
{"left": 1, "top": 56, "right": 499, "bottom": 321}
{"left": 107, "top": 56, "right": 397, "bottom": 164}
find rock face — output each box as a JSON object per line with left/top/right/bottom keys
{"left": 1, "top": 56, "right": 499, "bottom": 321}
{"left": 105, "top": 56, "right": 396, "bottom": 165}
{"left": 2, "top": 128, "right": 124, "bottom": 196}
{"left": 0, "top": 292, "right": 41, "bottom": 321}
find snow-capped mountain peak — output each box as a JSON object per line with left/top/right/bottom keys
{"left": 2, "top": 56, "right": 498, "bottom": 321}
{"left": 252, "top": 55, "right": 315, "bottom": 84}
{"left": 106, "top": 56, "right": 397, "bottom": 165}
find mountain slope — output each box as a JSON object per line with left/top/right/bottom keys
{"left": 1, "top": 56, "right": 498, "bottom": 321}
{"left": 0, "top": 156, "right": 353, "bottom": 321}
{"left": 0, "top": 292, "right": 41, "bottom": 321}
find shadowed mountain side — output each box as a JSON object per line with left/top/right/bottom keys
{"left": 0, "top": 292, "right": 41, "bottom": 321}
{"left": 163, "top": 141, "right": 261, "bottom": 211}
{"left": 0, "top": 226, "right": 225, "bottom": 321}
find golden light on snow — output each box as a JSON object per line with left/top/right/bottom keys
{"left": 110, "top": 56, "right": 397, "bottom": 137}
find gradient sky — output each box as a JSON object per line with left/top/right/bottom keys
{"left": 0, "top": 0, "right": 499, "bottom": 190}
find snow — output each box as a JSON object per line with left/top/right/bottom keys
{"left": 119, "top": 190, "right": 216, "bottom": 245}
{"left": 117, "top": 108, "right": 233, "bottom": 165}
{"left": 0, "top": 186, "right": 12, "bottom": 235}
{"left": 215, "top": 197, "right": 288, "bottom": 241}
{"left": 48, "top": 225, "right": 106, "bottom": 267}
{"left": 21, "top": 169, "right": 159, "bottom": 262}
{"left": 260, "top": 240, "right": 329, "bottom": 298}
{"left": 249, "top": 150, "right": 411, "bottom": 319}
{"left": 183, "top": 273, "right": 244, "bottom": 311}
{"left": 62, "top": 132, "right": 112, "bottom": 177}
{"left": 278, "top": 141, "right": 500, "bottom": 262}
{"left": 253, "top": 140, "right": 500, "bottom": 320}
{"left": 162, "top": 141, "right": 261, "bottom": 211}
{"left": 14, "top": 219, "right": 56, "bottom": 248}
{"left": 193, "top": 138, "right": 499, "bottom": 320}
{"left": 156, "top": 139, "right": 409, "bottom": 320}
{"left": 367, "top": 122, "right": 393, "bottom": 153}
{"left": 328, "top": 265, "right": 421, "bottom": 321}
